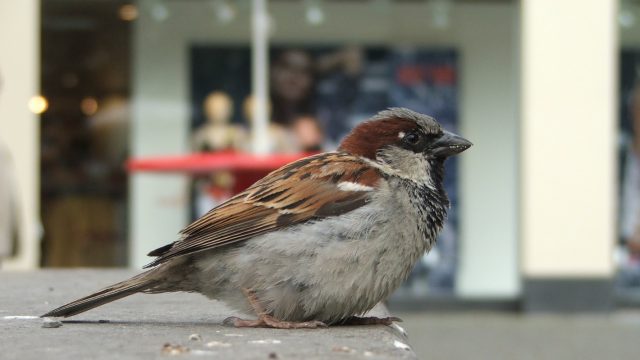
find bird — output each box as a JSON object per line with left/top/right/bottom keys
{"left": 43, "top": 107, "right": 472, "bottom": 329}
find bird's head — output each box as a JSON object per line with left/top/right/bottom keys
{"left": 338, "top": 108, "right": 472, "bottom": 185}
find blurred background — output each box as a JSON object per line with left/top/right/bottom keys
{"left": 0, "top": 1, "right": 639, "bottom": 352}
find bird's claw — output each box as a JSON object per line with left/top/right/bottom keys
{"left": 223, "top": 315, "right": 327, "bottom": 329}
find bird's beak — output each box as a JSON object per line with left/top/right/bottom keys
{"left": 430, "top": 130, "right": 472, "bottom": 158}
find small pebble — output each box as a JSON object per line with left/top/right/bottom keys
{"left": 42, "top": 318, "right": 62, "bottom": 328}
{"left": 363, "top": 350, "right": 375, "bottom": 357}
{"left": 393, "top": 340, "right": 411, "bottom": 351}
{"left": 249, "top": 339, "right": 282, "bottom": 345}
{"left": 390, "top": 323, "right": 407, "bottom": 337}
{"left": 268, "top": 352, "right": 278, "bottom": 359}
{"left": 190, "top": 350, "right": 216, "bottom": 356}
{"left": 161, "top": 343, "right": 189, "bottom": 355}
{"left": 189, "top": 333, "right": 202, "bottom": 342}
{"left": 332, "top": 346, "right": 354, "bottom": 353}
{"left": 206, "top": 341, "right": 231, "bottom": 348}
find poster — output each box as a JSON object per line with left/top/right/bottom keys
{"left": 618, "top": 49, "right": 640, "bottom": 293}
{"left": 190, "top": 45, "right": 459, "bottom": 295}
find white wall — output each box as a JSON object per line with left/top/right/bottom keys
{"left": 455, "top": 5, "right": 520, "bottom": 298}
{"left": 0, "top": 0, "right": 40, "bottom": 270}
{"left": 131, "top": 1, "right": 520, "bottom": 298}
{"left": 130, "top": 17, "right": 191, "bottom": 268}
{"left": 520, "top": 0, "right": 616, "bottom": 277}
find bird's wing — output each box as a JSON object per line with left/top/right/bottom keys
{"left": 144, "top": 152, "right": 382, "bottom": 268}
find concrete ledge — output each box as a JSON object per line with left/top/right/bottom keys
{"left": 0, "top": 270, "right": 415, "bottom": 359}
{"left": 523, "top": 278, "right": 613, "bottom": 313}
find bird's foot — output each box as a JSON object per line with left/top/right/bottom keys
{"left": 339, "top": 316, "right": 402, "bottom": 326}
{"left": 223, "top": 315, "right": 327, "bottom": 329}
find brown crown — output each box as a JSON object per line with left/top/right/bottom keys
{"left": 338, "top": 118, "right": 417, "bottom": 160}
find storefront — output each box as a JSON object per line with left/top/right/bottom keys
{"left": 0, "top": 0, "right": 630, "bottom": 311}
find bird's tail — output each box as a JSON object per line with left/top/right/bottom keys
{"left": 41, "top": 270, "right": 160, "bottom": 318}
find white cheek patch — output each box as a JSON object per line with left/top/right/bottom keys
{"left": 398, "top": 131, "right": 405, "bottom": 139}
{"left": 337, "top": 181, "right": 375, "bottom": 192}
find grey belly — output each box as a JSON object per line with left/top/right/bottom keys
{"left": 193, "top": 205, "right": 426, "bottom": 323}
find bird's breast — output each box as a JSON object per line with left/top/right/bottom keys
{"left": 198, "top": 180, "right": 445, "bottom": 323}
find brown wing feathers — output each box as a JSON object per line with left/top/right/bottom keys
{"left": 144, "top": 152, "right": 381, "bottom": 268}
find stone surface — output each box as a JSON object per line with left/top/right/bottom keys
{"left": 0, "top": 270, "right": 414, "bottom": 360}
{"left": 395, "top": 310, "right": 640, "bottom": 360}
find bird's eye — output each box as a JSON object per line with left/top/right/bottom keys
{"left": 403, "top": 132, "right": 421, "bottom": 145}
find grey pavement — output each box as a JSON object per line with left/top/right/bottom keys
{"left": 0, "top": 270, "right": 414, "bottom": 360}
{"left": 395, "top": 309, "right": 640, "bottom": 360}
{"left": 4, "top": 270, "right": 640, "bottom": 360}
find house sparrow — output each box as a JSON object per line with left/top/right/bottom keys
{"left": 43, "top": 108, "right": 471, "bottom": 328}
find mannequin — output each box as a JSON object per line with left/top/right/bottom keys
{"left": 191, "top": 91, "right": 244, "bottom": 217}
{"left": 192, "top": 91, "right": 247, "bottom": 152}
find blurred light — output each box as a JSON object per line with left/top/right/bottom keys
{"left": 81, "top": 97, "right": 99, "bottom": 116}
{"left": 151, "top": 1, "right": 170, "bottom": 22}
{"left": 119, "top": 4, "right": 139, "bottom": 22}
{"left": 619, "top": 8, "right": 636, "bottom": 28}
{"left": 430, "top": 0, "right": 451, "bottom": 30}
{"left": 28, "top": 95, "right": 48, "bottom": 114}
{"left": 213, "top": 0, "right": 236, "bottom": 24}
{"left": 305, "top": 0, "right": 325, "bottom": 26}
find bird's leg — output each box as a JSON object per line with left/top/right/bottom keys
{"left": 338, "top": 316, "right": 402, "bottom": 326}
{"left": 223, "top": 288, "right": 327, "bottom": 329}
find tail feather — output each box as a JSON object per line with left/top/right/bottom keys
{"left": 42, "top": 271, "right": 159, "bottom": 318}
